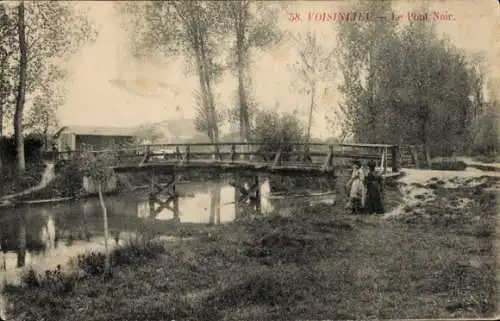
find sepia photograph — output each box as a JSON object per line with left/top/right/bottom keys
{"left": 0, "top": 0, "right": 498, "bottom": 320}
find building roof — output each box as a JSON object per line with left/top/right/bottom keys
{"left": 56, "top": 125, "right": 138, "bottom": 138}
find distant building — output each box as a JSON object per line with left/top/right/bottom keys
{"left": 53, "top": 125, "right": 137, "bottom": 152}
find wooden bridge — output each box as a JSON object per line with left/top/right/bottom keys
{"left": 52, "top": 142, "right": 400, "bottom": 217}
{"left": 54, "top": 142, "right": 400, "bottom": 174}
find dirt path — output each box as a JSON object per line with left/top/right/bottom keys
{"left": 384, "top": 167, "right": 500, "bottom": 219}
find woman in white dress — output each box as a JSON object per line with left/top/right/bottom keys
{"left": 346, "top": 160, "right": 365, "bottom": 213}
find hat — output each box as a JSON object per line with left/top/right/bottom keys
{"left": 352, "top": 160, "right": 361, "bottom": 167}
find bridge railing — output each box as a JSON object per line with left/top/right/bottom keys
{"left": 51, "top": 142, "right": 400, "bottom": 173}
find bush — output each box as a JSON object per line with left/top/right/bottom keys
{"left": 54, "top": 162, "right": 83, "bottom": 197}
{"left": 20, "top": 265, "right": 75, "bottom": 294}
{"left": 251, "top": 110, "right": 305, "bottom": 161}
{"left": 0, "top": 134, "right": 45, "bottom": 165}
{"left": 73, "top": 239, "right": 166, "bottom": 276}
{"left": 470, "top": 103, "right": 499, "bottom": 156}
{"left": 430, "top": 158, "right": 467, "bottom": 171}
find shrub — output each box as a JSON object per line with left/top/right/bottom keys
{"left": 73, "top": 239, "right": 166, "bottom": 276}
{"left": 251, "top": 110, "right": 305, "bottom": 161}
{"left": 430, "top": 158, "right": 467, "bottom": 171}
{"left": 0, "top": 134, "right": 45, "bottom": 165}
{"left": 470, "top": 102, "right": 499, "bottom": 156}
{"left": 20, "top": 265, "right": 75, "bottom": 294}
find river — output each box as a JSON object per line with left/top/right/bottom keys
{"left": 0, "top": 177, "right": 336, "bottom": 273}
{"left": 0, "top": 176, "right": 336, "bottom": 318}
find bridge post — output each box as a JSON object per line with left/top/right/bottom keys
{"left": 173, "top": 183, "right": 180, "bottom": 223}
{"left": 233, "top": 173, "right": 242, "bottom": 219}
{"left": 391, "top": 145, "right": 400, "bottom": 172}
{"left": 384, "top": 147, "right": 388, "bottom": 175}
{"left": 148, "top": 168, "right": 156, "bottom": 217}
{"left": 186, "top": 144, "right": 191, "bottom": 164}
{"left": 254, "top": 175, "right": 261, "bottom": 214}
{"left": 230, "top": 144, "right": 236, "bottom": 162}
{"left": 175, "top": 146, "right": 181, "bottom": 161}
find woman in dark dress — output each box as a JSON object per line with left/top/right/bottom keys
{"left": 364, "top": 160, "right": 385, "bottom": 214}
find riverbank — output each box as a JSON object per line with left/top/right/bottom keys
{"left": 3, "top": 171, "right": 498, "bottom": 320}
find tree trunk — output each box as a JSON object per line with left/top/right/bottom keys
{"left": 200, "top": 50, "right": 219, "bottom": 145}
{"left": 193, "top": 34, "right": 214, "bottom": 142}
{"left": 98, "top": 182, "right": 111, "bottom": 275}
{"left": 421, "top": 112, "right": 432, "bottom": 168}
{"left": 305, "top": 84, "right": 316, "bottom": 146}
{"left": 236, "top": 23, "right": 250, "bottom": 143}
{"left": 14, "top": 1, "right": 27, "bottom": 175}
{"left": 237, "top": 65, "right": 249, "bottom": 141}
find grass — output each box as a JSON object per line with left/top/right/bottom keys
{"left": 2, "top": 175, "right": 498, "bottom": 320}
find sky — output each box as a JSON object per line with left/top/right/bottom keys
{"left": 54, "top": 0, "right": 498, "bottom": 139}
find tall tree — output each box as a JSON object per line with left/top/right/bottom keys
{"left": 14, "top": 1, "right": 27, "bottom": 174}
{"left": 219, "top": 1, "right": 281, "bottom": 142}
{"left": 289, "top": 30, "right": 334, "bottom": 149}
{"left": 118, "top": 1, "right": 224, "bottom": 145}
{"left": 335, "top": 0, "right": 398, "bottom": 143}
{"left": 0, "top": 3, "right": 17, "bottom": 169}
{"left": 0, "top": 3, "right": 16, "bottom": 138}
{"left": 336, "top": 1, "right": 476, "bottom": 160}
{"left": 12, "top": 1, "right": 96, "bottom": 174}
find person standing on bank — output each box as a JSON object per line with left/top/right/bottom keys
{"left": 346, "top": 160, "right": 365, "bottom": 213}
{"left": 364, "top": 160, "right": 385, "bottom": 214}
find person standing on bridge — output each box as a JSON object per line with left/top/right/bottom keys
{"left": 364, "top": 160, "right": 385, "bottom": 214}
{"left": 346, "top": 160, "right": 365, "bottom": 214}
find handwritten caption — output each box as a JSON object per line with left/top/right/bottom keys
{"left": 288, "top": 11, "right": 455, "bottom": 23}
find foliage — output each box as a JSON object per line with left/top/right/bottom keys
{"left": 251, "top": 110, "right": 305, "bottom": 159}
{"left": 0, "top": 134, "right": 44, "bottom": 164}
{"left": 80, "top": 150, "right": 117, "bottom": 188}
{"left": 470, "top": 102, "right": 499, "bottom": 156}
{"left": 0, "top": 2, "right": 18, "bottom": 137}
{"left": 133, "top": 123, "right": 164, "bottom": 144}
{"left": 117, "top": 1, "right": 284, "bottom": 143}
{"left": 289, "top": 30, "right": 335, "bottom": 145}
{"left": 118, "top": 1, "right": 224, "bottom": 143}
{"left": 1, "top": 1, "right": 97, "bottom": 173}
{"left": 54, "top": 161, "right": 83, "bottom": 197}
{"left": 217, "top": 1, "right": 283, "bottom": 141}
{"left": 74, "top": 238, "right": 166, "bottom": 276}
{"left": 335, "top": 1, "right": 486, "bottom": 158}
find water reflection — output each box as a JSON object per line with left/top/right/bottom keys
{"left": 0, "top": 179, "right": 265, "bottom": 271}
{"left": 0, "top": 177, "right": 334, "bottom": 274}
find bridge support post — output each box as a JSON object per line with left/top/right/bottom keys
{"left": 147, "top": 170, "right": 179, "bottom": 219}
{"left": 254, "top": 175, "right": 261, "bottom": 214}
{"left": 231, "top": 173, "right": 261, "bottom": 217}
{"left": 234, "top": 173, "right": 242, "bottom": 219}
{"left": 391, "top": 146, "right": 400, "bottom": 172}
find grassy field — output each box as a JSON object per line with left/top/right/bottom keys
{"left": 3, "top": 172, "right": 498, "bottom": 320}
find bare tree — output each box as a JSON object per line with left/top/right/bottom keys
{"left": 289, "top": 31, "right": 334, "bottom": 149}
{"left": 81, "top": 150, "right": 118, "bottom": 276}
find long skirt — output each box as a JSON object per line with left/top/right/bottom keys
{"left": 346, "top": 179, "right": 365, "bottom": 212}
